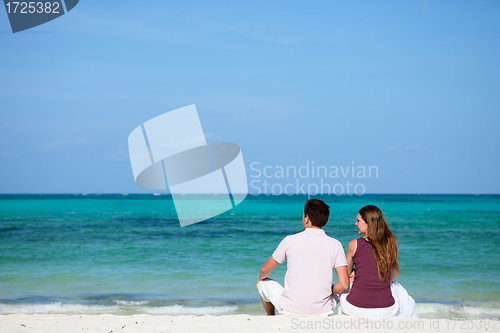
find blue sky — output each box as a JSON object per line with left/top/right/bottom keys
{"left": 0, "top": 0, "right": 499, "bottom": 194}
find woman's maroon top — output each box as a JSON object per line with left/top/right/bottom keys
{"left": 346, "top": 238, "right": 395, "bottom": 308}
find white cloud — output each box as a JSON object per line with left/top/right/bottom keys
{"left": 41, "top": 137, "right": 93, "bottom": 150}
{"left": 386, "top": 144, "right": 422, "bottom": 151}
{"left": 101, "top": 150, "right": 129, "bottom": 161}
{"left": 386, "top": 144, "right": 402, "bottom": 151}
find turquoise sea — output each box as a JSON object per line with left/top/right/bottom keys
{"left": 0, "top": 194, "right": 499, "bottom": 318}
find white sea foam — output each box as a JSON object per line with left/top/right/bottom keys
{"left": 0, "top": 303, "right": 119, "bottom": 315}
{"left": 1, "top": 301, "right": 498, "bottom": 317}
{"left": 0, "top": 302, "right": 238, "bottom": 315}
{"left": 141, "top": 305, "right": 237, "bottom": 315}
{"left": 113, "top": 300, "right": 150, "bottom": 306}
{"left": 415, "top": 302, "right": 500, "bottom": 318}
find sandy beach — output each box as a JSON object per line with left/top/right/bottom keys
{"left": 1, "top": 314, "right": 498, "bottom": 333}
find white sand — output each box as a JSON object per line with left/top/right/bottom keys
{"left": 0, "top": 314, "right": 500, "bottom": 333}
{"left": 1, "top": 314, "right": 498, "bottom": 333}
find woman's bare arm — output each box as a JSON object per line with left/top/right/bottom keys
{"left": 390, "top": 268, "right": 398, "bottom": 282}
{"left": 346, "top": 239, "right": 357, "bottom": 276}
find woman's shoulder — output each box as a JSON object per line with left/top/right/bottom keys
{"left": 346, "top": 238, "right": 357, "bottom": 253}
{"left": 354, "top": 237, "right": 368, "bottom": 244}
{"left": 356, "top": 237, "right": 372, "bottom": 249}
{"left": 348, "top": 237, "right": 366, "bottom": 247}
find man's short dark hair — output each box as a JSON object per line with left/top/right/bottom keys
{"left": 304, "top": 198, "right": 330, "bottom": 228}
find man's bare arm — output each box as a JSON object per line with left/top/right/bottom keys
{"left": 256, "top": 256, "right": 280, "bottom": 288}
{"left": 332, "top": 265, "right": 349, "bottom": 295}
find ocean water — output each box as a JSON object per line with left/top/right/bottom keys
{"left": 0, "top": 194, "right": 499, "bottom": 318}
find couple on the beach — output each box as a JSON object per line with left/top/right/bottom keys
{"left": 256, "top": 198, "right": 416, "bottom": 318}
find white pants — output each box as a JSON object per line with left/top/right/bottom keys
{"left": 257, "top": 278, "right": 335, "bottom": 316}
{"left": 257, "top": 278, "right": 284, "bottom": 314}
{"left": 339, "top": 282, "right": 417, "bottom": 319}
{"left": 339, "top": 293, "right": 399, "bottom": 318}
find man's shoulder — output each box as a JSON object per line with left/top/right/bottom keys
{"left": 318, "top": 232, "right": 345, "bottom": 251}
{"left": 287, "top": 229, "right": 341, "bottom": 242}
{"left": 329, "top": 236, "right": 344, "bottom": 248}
{"left": 323, "top": 232, "right": 342, "bottom": 242}
{"left": 281, "top": 229, "right": 343, "bottom": 246}
{"left": 318, "top": 231, "right": 341, "bottom": 242}
{"left": 284, "top": 230, "right": 308, "bottom": 240}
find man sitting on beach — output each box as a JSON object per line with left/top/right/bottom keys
{"left": 256, "top": 198, "right": 349, "bottom": 315}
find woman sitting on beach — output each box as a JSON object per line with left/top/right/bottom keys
{"left": 339, "top": 205, "right": 416, "bottom": 318}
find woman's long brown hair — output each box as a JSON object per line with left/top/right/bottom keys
{"left": 359, "top": 205, "right": 399, "bottom": 281}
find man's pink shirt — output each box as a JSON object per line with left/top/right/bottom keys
{"left": 272, "top": 228, "right": 347, "bottom": 314}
